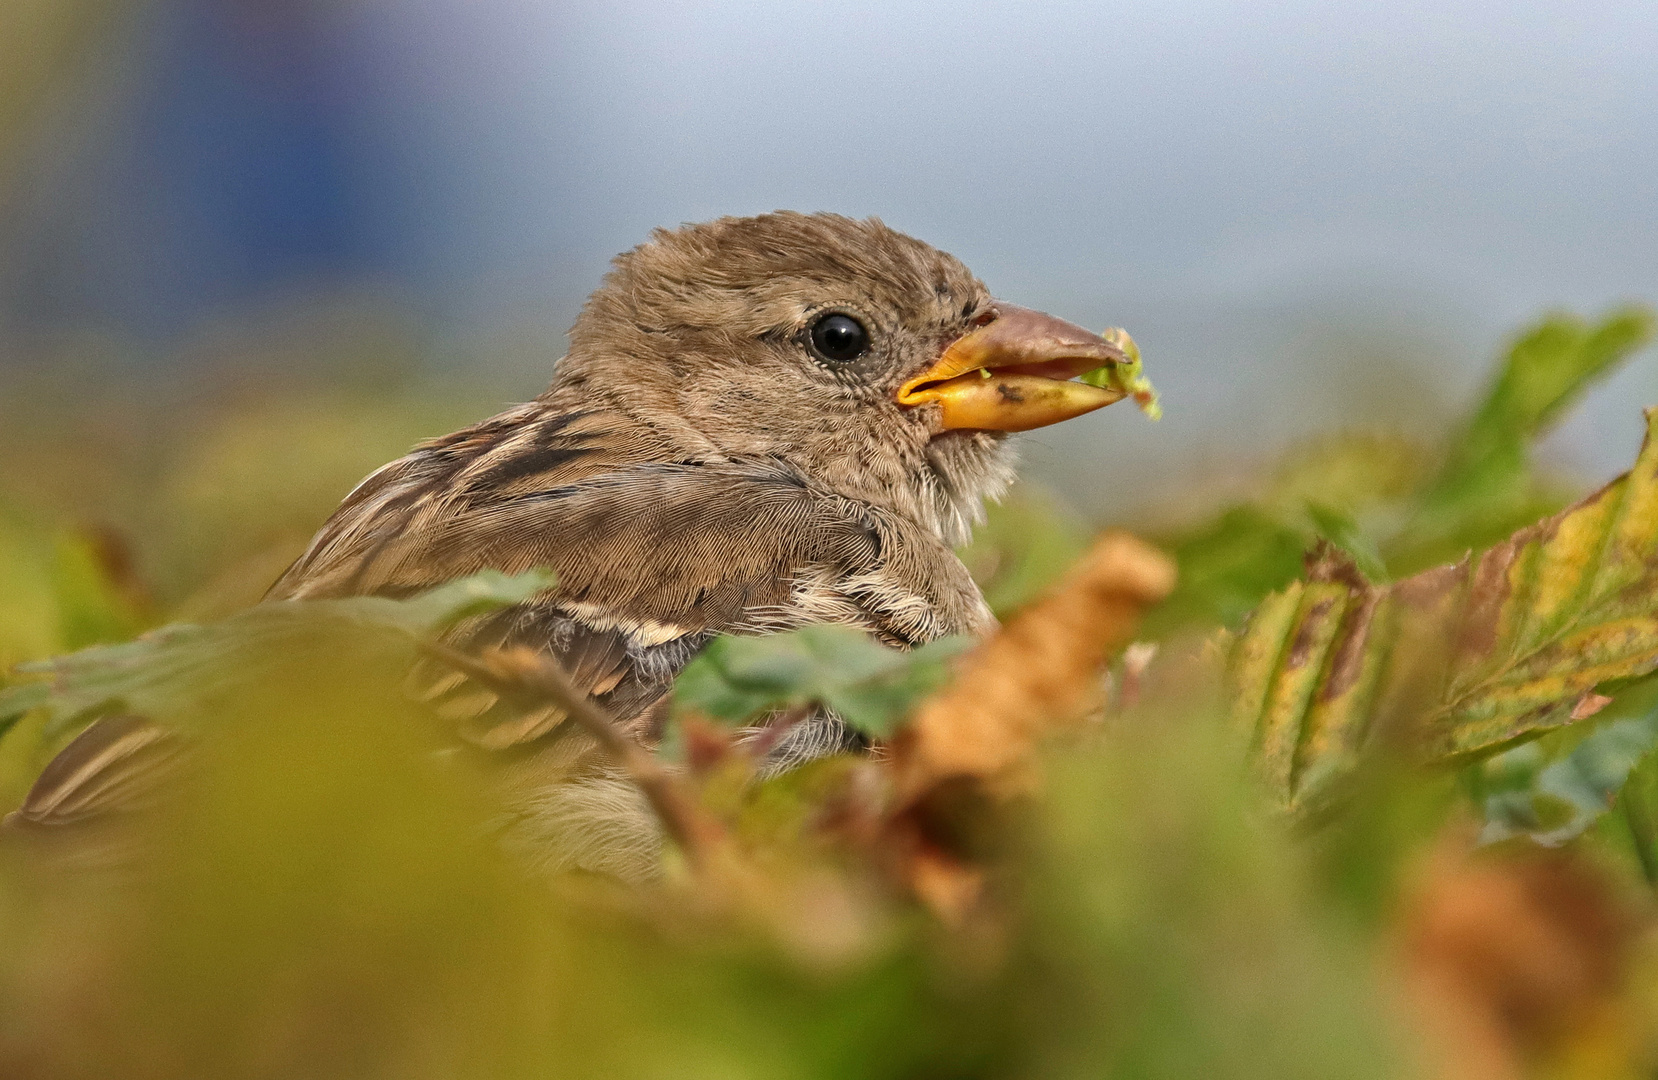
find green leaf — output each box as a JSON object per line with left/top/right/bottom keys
{"left": 1616, "top": 749, "right": 1658, "bottom": 884}
{"left": 672, "top": 626, "right": 971, "bottom": 739}
{"left": 336, "top": 569, "right": 555, "bottom": 634}
{"left": 1143, "top": 506, "right": 1309, "bottom": 637}
{"left": 1478, "top": 678, "right": 1658, "bottom": 846}
{"left": 1077, "top": 326, "right": 1161, "bottom": 420}
{"left": 0, "top": 569, "right": 554, "bottom": 737}
{"left": 1304, "top": 503, "right": 1388, "bottom": 583}
{"left": 0, "top": 682, "right": 49, "bottom": 727}
{"left": 1400, "top": 307, "right": 1655, "bottom": 563}
{"left": 1449, "top": 307, "right": 1654, "bottom": 481}
{"left": 1231, "top": 408, "right": 1658, "bottom": 808}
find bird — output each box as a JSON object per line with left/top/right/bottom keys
{"left": 8, "top": 211, "right": 1139, "bottom": 878}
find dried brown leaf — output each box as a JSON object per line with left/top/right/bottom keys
{"left": 892, "top": 531, "right": 1176, "bottom": 797}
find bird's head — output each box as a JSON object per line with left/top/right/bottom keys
{"left": 556, "top": 212, "right": 1137, "bottom": 545}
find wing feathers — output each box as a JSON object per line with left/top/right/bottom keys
{"left": 16, "top": 402, "right": 992, "bottom": 838}
{"left": 6, "top": 715, "right": 185, "bottom": 829}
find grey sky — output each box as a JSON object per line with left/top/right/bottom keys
{"left": 9, "top": 0, "right": 1658, "bottom": 516}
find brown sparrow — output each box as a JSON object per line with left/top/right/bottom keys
{"left": 13, "top": 212, "right": 1138, "bottom": 877}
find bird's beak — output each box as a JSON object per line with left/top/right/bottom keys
{"left": 897, "top": 304, "right": 1134, "bottom": 432}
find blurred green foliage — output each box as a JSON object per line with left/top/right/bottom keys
{"left": 1136, "top": 307, "right": 1657, "bottom": 639}
{"left": 0, "top": 331, "right": 496, "bottom": 615}
{"left": 0, "top": 503, "right": 144, "bottom": 670}
{"left": 0, "top": 590, "right": 1404, "bottom": 1079}
{"left": 1402, "top": 306, "right": 1657, "bottom": 569}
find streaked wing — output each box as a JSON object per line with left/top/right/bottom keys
{"left": 9, "top": 401, "right": 987, "bottom": 838}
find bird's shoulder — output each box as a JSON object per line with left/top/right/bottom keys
{"left": 267, "top": 401, "right": 661, "bottom": 598}
{"left": 271, "top": 400, "right": 992, "bottom": 643}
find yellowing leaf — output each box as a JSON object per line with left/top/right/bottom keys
{"left": 1232, "top": 408, "right": 1658, "bottom": 808}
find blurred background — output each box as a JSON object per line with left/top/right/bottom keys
{"left": 2, "top": 0, "right": 1656, "bottom": 612}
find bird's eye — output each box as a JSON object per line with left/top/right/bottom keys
{"left": 809, "top": 313, "right": 870, "bottom": 363}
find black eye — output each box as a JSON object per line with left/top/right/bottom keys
{"left": 809, "top": 313, "right": 870, "bottom": 363}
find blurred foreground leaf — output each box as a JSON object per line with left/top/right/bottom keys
{"left": 672, "top": 625, "right": 970, "bottom": 738}
{"left": 1001, "top": 709, "right": 1398, "bottom": 1080}
{"left": 1233, "top": 408, "right": 1658, "bottom": 808}
{"left": 0, "top": 570, "right": 554, "bottom": 738}
{"left": 0, "top": 603, "right": 560, "bottom": 1079}
{"left": 895, "top": 532, "right": 1177, "bottom": 796}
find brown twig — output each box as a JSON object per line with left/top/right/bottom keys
{"left": 418, "top": 641, "right": 724, "bottom": 870}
